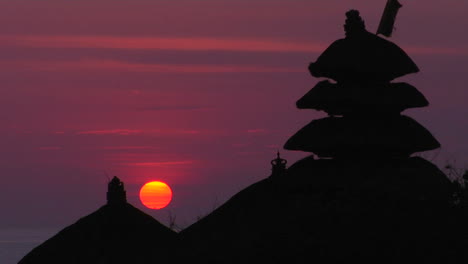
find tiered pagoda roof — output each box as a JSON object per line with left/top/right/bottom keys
{"left": 284, "top": 10, "right": 440, "bottom": 158}
{"left": 296, "top": 81, "right": 428, "bottom": 115}
{"left": 308, "top": 10, "right": 419, "bottom": 82}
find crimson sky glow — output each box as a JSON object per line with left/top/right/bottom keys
{"left": 1, "top": 0, "right": 467, "bottom": 230}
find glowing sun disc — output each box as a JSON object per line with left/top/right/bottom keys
{"left": 139, "top": 181, "right": 173, "bottom": 209}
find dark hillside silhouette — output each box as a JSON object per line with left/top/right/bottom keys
{"left": 180, "top": 156, "right": 457, "bottom": 263}
{"left": 18, "top": 177, "right": 177, "bottom": 264}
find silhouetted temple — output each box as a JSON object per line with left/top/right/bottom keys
{"left": 285, "top": 10, "right": 439, "bottom": 157}
{"left": 179, "top": 10, "right": 459, "bottom": 264}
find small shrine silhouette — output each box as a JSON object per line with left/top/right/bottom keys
{"left": 107, "top": 176, "right": 127, "bottom": 205}
{"left": 270, "top": 151, "right": 287, "bottom": 178}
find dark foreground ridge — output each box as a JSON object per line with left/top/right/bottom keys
{"left": 19, "top": 177, "right": 177, "bottom": 264}
{"left": 180, "top": 9, "right": 465, "bottom": 264}
{"left": 20, "top": 9, "right": 468, "bottom": 264}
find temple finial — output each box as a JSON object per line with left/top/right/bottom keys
{"left": 270, "top": 152, "right": 287, "bottom": 178}
{"left": 344, "top": 10, "right": 366, "bottom": 37}
{"left": 107, "top": 176, "right": 127, "bottom": 205}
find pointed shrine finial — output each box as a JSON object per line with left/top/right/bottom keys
{"left": 270, "top": 151, "right": 287, "bottom": 178}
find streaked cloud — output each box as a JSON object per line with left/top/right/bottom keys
{"left": 247, "top": 129, "right": 267, "bottom": 134}
{"left": 0, "top": 35, "right": 326, "bottom": 53}
{"left": 101, "top": 146, "right": 157, "bottom": 150}
{"left": 1, "top": 35, "right": 467, "bottom": 56}
{"left": 11, "top": 59, "right": 302, "bottom": 73}
{"left": 39, "top": 147, "right": 62, "bottom": 151}
{"left": 123, "top": 161, "right": 195, "bottom": 167}
{"left": 76, "top": 129, "right": 142, "bottom": 135}
{"left": 137, "top": 105, "right": 213, "bottom": 111}
{"left": 178, "top": 130, "right": 201, "bottom": 135}
{"left": 75, "top": 128, "right": 206, "bottom": 136}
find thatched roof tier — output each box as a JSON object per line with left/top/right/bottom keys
{"left": 180, "top": 156, "right": 456, "bottom": 263}
{"left": 296, "top": 81, "right": 428, "bottom": 115}
{"left": 284, "top": 115, "right": 440, "bottom": 157}
{"left": 19, "top": 203, "right": 177, "bottom": 264}
{"left": 308, "top": 31, "right": 419, "bottom": 82}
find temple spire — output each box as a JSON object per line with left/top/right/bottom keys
{"left": 270, "top": 151, "right": 287, "bottom": 178}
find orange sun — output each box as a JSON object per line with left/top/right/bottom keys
{"left": 139, "top": 181, "right": 173, "bottom": 209}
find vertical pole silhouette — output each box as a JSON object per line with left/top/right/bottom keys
{"left": 377, "top": 0, "right": 402, "bottom": 37}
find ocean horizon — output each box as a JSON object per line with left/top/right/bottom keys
{"left": 0, "top": 228, "right": 59, "bottom": 264}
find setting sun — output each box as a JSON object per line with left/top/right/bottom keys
{"left": 139, "top": 181, "right": 173, "bottom": 209}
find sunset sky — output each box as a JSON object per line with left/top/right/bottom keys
{"left": 1, "top": 0, "right": 467, "bottom": 230}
